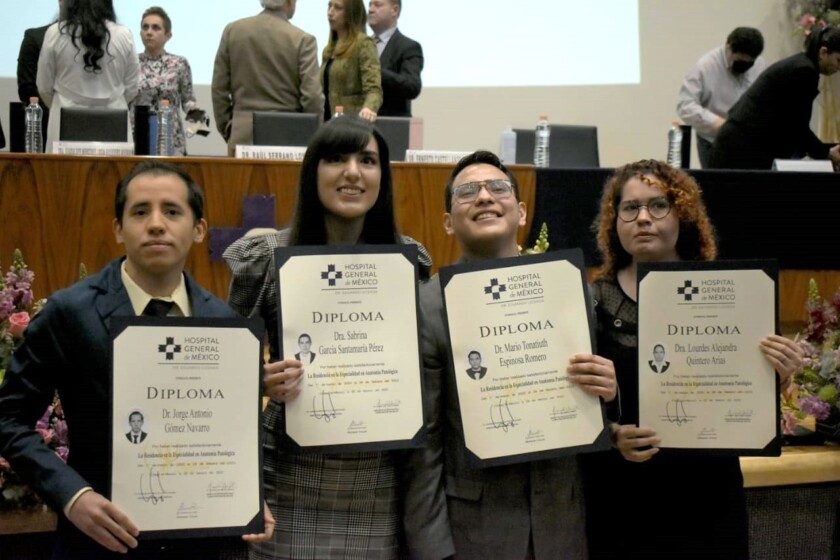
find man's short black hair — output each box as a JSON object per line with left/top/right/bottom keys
{"left": 115, "top": 161, "right": 204, "bottom": 224}
{"left": 129, "top": 411, "right": 144, "bottom": 422}
{"left": 443, "top": 150, "right": 520, "bottom": 212}
{"left": 468, "top": 350, "right": 481, "bottom": 360}
{"left": 726, "top": 27, "right": 764, "bottom": 58}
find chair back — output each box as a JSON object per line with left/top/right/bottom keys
{"left": 514, "top": 124, "right": 600, "bottom": 167}
{"left": 60, "top": 107, "right": 128, "bottom": 142}
{"left": 252, "top": 112, "right": 320, "bottom": 147}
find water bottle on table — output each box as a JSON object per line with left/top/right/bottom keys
{"left": 25, "top": 97, "right": 43, "bottom": 153}
{"left": 533, "top": 114, "right": 550, "bottom": 168}
{"left": 157, "top": 99, "right": 174, "bottom": 156}
{"left": 666, "top": 121, "right": 683, "bottom": 168}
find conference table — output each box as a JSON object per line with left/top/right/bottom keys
{"left": 1, "top": 153, "right": 839, "bottom": 558}
{"left": 0, "top": 154, "right": 836, "bottom": 326}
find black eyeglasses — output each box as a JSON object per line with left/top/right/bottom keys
{"left": 617, "top": 197, "right": 672, "bottom": 222}
{"left": 451, "top": 179, "right": 514, "bottom": 204}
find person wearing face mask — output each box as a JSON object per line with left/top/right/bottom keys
{"left": 709, "top": 26, "right": 840, "bottom": 170}
{"left": 676, "top": 27, "right": 766, "bottom": 168}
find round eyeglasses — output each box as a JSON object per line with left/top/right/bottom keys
{"left": 617, "top": 197, "right": 672, "bottom": 222}
{"left": 451, "top": 179, "right": 514, "bottom": 204}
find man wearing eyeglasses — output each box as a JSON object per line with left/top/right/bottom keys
{"left": 401, "top": 151, "right": 617, "bottom": 559}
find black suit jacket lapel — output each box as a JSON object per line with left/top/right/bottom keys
{"left": 379, "top": 29, "right": 402, "bottom": 70}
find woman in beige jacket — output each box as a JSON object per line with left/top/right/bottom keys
{"left": 321, "top": 0, "right": 382, "bottom": 121}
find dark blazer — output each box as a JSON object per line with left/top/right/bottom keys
{"left": 125, "top": 431, "right": 148, "bottom": 444}
{"left": 648, "top": 360, "right": 670, "bottom": 373}
{"left": 377, "top": 29, "right": 423, "bottom": 117}
{"left": 403, "top": 276, "right": 586, "bottom": 559}
{"left": 709, "top": 52, "right": 832, "bottom": 169}
{"left": 17, "top": 24, "right": 51, "bottom": 140}
{"left": 0, "top": 258, "right": 244, "bottom": 559}
{"left": 293, "top": 351, "right": 315, "bottom": 364}
{"left": 465, "top": 366, "right": 487, "bottom": 380}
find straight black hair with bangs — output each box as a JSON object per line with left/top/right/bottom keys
{"left": 289, "top": 116, "right": 399, "bottom": 246}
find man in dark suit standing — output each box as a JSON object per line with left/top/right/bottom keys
{"left": 403, "top": 151, "right": 618, "bottom": 559}
{"left": 367, "top": 0, "right": 423, "bottom": 117}
{"left": 17, "top": 23, "right": 52, "bottom": 146}
{"left": 0, "top": 161, "right": 273, "bottom": 559}
{"left": 465, "top": 350, "right": 487, "bottom": 380}
{"left": 125, "top": 411, "right": 147, "bottom": 444}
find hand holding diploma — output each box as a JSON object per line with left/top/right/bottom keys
{"left": 759, "top": 334, "right": 804, "bottom": 386}
{"left": 264, "top": 359, "right": 304, "bottom": 403}
{"left": 241, "top": 502, "right": 276, "bottom": 543}
{"left": 68, "top": 491, "right": 139, "bottom": 554}
{"left": 611, "top": 424, "right": 660, "bottom": 463}
{"left": 567, "top": 354, "right": 617, "bottom": 402}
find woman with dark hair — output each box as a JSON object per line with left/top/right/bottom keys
{"left": 709, "top": 26, "right": 840, "bottom": 170}
{"left": 36, "top": 0, "right": 139, "bottom": 152}
{"left": 224, "top": 116, "right": 430, "bottom": 559}
{"left": 134, "top": 6, "right": 205, "bottom": 156}
{"left": 582, "top": 160, "right": 803, "bottom": 559}
{"left": 321, "top": 0, "right": 382, "bottom": 121}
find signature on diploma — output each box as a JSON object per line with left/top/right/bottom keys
{"left": 138, "top": 465, "right": 171, "bottom": 505}
{"left": 310, "top": 391, "right": 338, "bottom": 423}
{"left": 373, "top": 399, "right": 401, "bottom": 414}
{"left": 549, "top": 406, "right": 578, "bottom": 421}
{"left": 206, "top": 481, "right": 237, "bottom": 498}
{"left": 664, "top": 399, "right": 692, "bottom": 426}
{"left": 176, "top": 502, "right": 201, "bottom": 519}
{"left": 488, "top": 398, "right": 517, "bottom": 432}
{"left": 724, "top": 408, "right": 754, "bottom": 423}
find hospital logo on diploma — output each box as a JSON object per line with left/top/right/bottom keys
{"left": 479, "top": 273, "right": 544, "bottom": 305}
{"left": 319, "top": 262, "right": 380, "bottom": 291}
{"left": 158, "top": 336, "right": 182, "bottom": 360}
{"left": 675, "top": 276, "right": 737, "bottom": 306}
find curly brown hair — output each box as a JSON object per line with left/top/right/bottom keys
{"left": 592, "top": 160, "right": 717, "bottom": 280}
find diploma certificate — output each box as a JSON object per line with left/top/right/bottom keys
{"left": 276, "top": 246, "right": 425, "bottom": 451}
{"left": 110, "top": 317, "right": 264, "bottom": 538}
{"left": 440, "top": 250, "right": 609, "bottom": 468}
{"left": 637, "top": 261, "right": 781, "bottom": 455}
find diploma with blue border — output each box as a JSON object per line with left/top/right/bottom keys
{"left": 275, "top": 245, "right": 425, "bottom": 452}
{"left": 109, "top": 317, "right": 264, "bottom": 538}
{"left": 439, "top": 249, "right": 610, "bottom": 468}
{"left": 637, "top": 260, "right": 781, "bottom": 456}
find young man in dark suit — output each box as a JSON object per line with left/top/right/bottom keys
{"left": 367, "top": 0, "right": 424, "bottom": 117}
{"left": 403, "top": 151, "right": 618, "bottom": 559}
{"left": 0, "top": 161, "right": 273, "bottom": 559}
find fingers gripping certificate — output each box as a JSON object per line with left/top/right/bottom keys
{"left": 275, "top": 246, "right": 425, "bottom": 451}
{"left": 637, "top": 261, "right": 781, "bottom": 455}
{"left": 440, "top": 250, "right": 609, "bottom": 467}
{"left": 110, "top": 317, "right": 264, "bottom": 538}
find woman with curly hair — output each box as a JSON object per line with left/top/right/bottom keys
{"left": 36, "top": 0, "right": 139, "bottom": 152}
{"left": 582, "top": 160, "right": 802, "bottom": 559}
{"left": 321, "top": 0, "right": 382, "bottom": 121}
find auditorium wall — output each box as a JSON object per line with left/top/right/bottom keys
{"left": 0, "top": 0, "right": 806, "bottom": 166}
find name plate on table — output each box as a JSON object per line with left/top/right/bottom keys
{"left": 235, "top": 145, "right": 307, "bottom": 160}
{"left": 637, "top": 260, "right": 781, "bottom": 456}
{"left": 276, "top": 245, "right": 425, "bottom": 452}
{"left": 405, "top": 149, "right": 473, "bottom": 163}
{"left": 439, "top": 250, "right": 609, "bottom": 468}
{"left": 110, "top": 317, "right": 264, "bottom": 539}
{"left": 772, "top": 159, "right": 834, "bottom": 172}
{"left": 52, "top": 141, "right": 134, "bottom": 156}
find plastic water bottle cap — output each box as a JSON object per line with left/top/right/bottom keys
{"left": 539, "top": 114, "right": 548, "bottom": 120}
{"left": 160, "top": 99, "right": 171, "bottom": 107}
{"left": 29, "top": 97, "right": 39, "bottom": 104}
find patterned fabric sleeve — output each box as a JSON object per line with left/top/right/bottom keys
{"left": 178, "top": 56, "right": 198, "bottom": 113}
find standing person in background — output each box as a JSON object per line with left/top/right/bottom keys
{"left": 17, "top": 2, "right": 60, "bottom": 148}
{"left": 709, "top": 26, "right": 840, "bottom": 170}
{"left": 583, "top": 160, "right": 804, "bottom": 559}
{"left": 322, "top": 0, "right": 382, "bottom": 121}
{"left": 36, "top": 0, "right": 139, "bottom": 152}
{"left": 367, "top": 0, "right": 423, "bottom": 117}
{"left": 134, "top": 6, "right": 206, "bottom": 156}
{"left": 676, "top": 27, "right": 766, "bottom": 168}
{"left": 212, "top": 0, "right": 323, "bottom": 156}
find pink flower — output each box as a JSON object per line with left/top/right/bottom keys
{"left": 800, "top": 14, "right": 816, "bottom": 28}
{"left": 55, "top": 446, "right": 69, "bottom": 463}
{"left": 36, "top": 428, "right": 54, "bottom": 445}
{"left": 0, "top": 456, "right": 10, "bottom": 471}
{"left": 7, "top": 311, "right": 30, "bottom": 338}
{"left": 782, "top": 411, "right": 798, "bottom": 435}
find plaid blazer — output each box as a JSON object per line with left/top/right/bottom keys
{"left": 224, "top": 230, "right": 436, "bottom": 559}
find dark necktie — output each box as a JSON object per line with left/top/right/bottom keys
{"left": 142, "top": 299, "right": 175, "bottom": 317}
{"left": 133, "top": 435, "right": 138, "bottom": 443}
